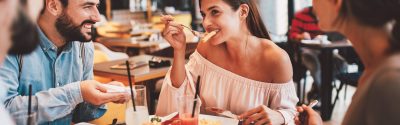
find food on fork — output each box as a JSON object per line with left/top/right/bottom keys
{"left": 201, "top": 30, "right": 219, "bottom": 42}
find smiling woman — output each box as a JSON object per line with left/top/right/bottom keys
{"left": 157, "top": 0, "right": 298, "bottom": 125}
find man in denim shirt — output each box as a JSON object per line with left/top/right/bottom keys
{"left": 0, "top": 0, "right": 130, "bottom": 124}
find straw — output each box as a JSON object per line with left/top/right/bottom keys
{"left": 111, "top": 118, "right": 118, "bottom": 125}
{"left": 27, "top": 84, "right": 32, "bottom": 124}
{"left": 191, "top": 76, "right": 201, "bottom": 118}
{"left": 126, "top": 60, "right": 136, "bottom": 112}
{"left": 195, "top": 76, "right": 200, "bottom": 98}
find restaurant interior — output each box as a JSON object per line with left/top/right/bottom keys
{"left": 3, "top": 0, "right": 398, "bottom": 125}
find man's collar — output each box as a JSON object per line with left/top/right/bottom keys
{"left": 38, "top": 27, "right": 73, "bottom": 53}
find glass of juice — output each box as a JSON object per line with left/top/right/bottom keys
{"left": 125, "top": 85, "right": 149, "bottom": 125}
{"left": 178, "top": 95, "right": 201, "bottom": 125}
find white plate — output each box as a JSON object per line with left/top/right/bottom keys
{"left": 150, "top": 113, "right": 238, "bottom": 125}
{"left": 199, "top": 114, "right": 238, "bottom": 125}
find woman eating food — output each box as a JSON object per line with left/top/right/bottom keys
{"left": 157, "top": 0, "right": 299, "bottom": 124}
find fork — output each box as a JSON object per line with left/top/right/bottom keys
{"left": 180, "top": 24, "right": 204, "bottom": 37}
{"left": 160, "top": 13, "right": 204, "bottom": 37}
{"left": 205, "top": 107, "right": 245, "bottom": 125}
{"left": 205, "top": 107, "right": 239, "bottom": 119}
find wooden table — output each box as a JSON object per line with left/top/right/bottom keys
{"left": 94, "top": 55, "right": 172, "bottom": 114}
{"left": 96, "top": 37, "right": 164, "bottom": 55}
{"left": 299, "top": 41, "right": 353, "bottom": 121}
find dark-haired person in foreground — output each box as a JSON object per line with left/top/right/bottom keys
{"left": 296, "top": 0, "right": 400, "bottom": 124}
{"left": 157, "top": 0, "right": 298, "bottom": 124}
{"left": 0, "top": 0, "right": 130, "bottom": 124}
{"left": 0, "top": 0, "right": 39, "bottom": 124}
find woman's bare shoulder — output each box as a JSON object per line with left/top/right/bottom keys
{"left": 259, "top": 39, "right": 289, "bottom": 63}
{"left": 259, "top": 39, "right": 293, "bottom": 83}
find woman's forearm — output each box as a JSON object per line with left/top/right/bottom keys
{"left": 170, "top": 49, "right": 187, "bottom": 88}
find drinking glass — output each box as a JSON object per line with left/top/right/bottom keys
{"left": 178, "top": 95, "right": 201, "bottom": 125}
{"left": 125, "top": 85, "right": 149, "bottom": 125}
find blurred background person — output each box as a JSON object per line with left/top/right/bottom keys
{"left": 289, "top": 6, "right": 324, "bottom": 41}
{"left": 296, "top": 0, "right": 400, "bottom": 124}
{"left": 288, "top": 6, "right": 347, "bottom": 102}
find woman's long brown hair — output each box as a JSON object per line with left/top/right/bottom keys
{"left": 200, "top": 0, "right": 271, "bottom": 40}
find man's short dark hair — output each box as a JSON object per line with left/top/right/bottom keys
{"left": 41, "top": 0, "right": 68, "bottom": 14}
{"left": 59, "top": 0, "right": 68, "bottom": 7}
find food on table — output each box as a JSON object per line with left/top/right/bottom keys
{"left": 145, "top": 114, "right": 222, "bottom": 125}
{"left": 199, "top": 119, "right": 222, "bottom": 125}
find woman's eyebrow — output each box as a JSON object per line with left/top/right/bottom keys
{"left": 207, "top": 6, "right": 218, "bottom": 11}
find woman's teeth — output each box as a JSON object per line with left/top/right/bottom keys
{"left": 83, "top": 24, "right": 92, "bottom": 29}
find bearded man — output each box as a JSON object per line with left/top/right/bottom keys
{"left": 0, "top": 0, "right": 130, "bottom": 124}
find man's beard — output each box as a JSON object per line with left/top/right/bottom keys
{"left": 8, "top": 8, "right": 40, "bottom": 55}
{"left": 55, "top": 12, "right": 96, "bottom": 43}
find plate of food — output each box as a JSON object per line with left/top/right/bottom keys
{"left": 143, "top": 112, "right": 238, "bottom": 125}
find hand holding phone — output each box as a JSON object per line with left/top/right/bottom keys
{"left": 300, "top": 100, "right": 319, "bottom": 125}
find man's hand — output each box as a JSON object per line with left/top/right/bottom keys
{"left": 80, "top": 80, "right": 130, "bottom": 106}
{"left": 105, "top": 81, "right": 130, "bottom": 104}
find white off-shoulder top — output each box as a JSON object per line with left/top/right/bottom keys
{"left": 156, "top": 51, "right": 299, "bottom": 125}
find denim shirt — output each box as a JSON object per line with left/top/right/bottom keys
{"left": 0, "top": 81, "right": 14, "bottom": 125}
{"left": 0, "top": 79, "right": 6, "bottom": 102}
{"left": 0, "top": 28, "right": 106, "bottom": 125}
